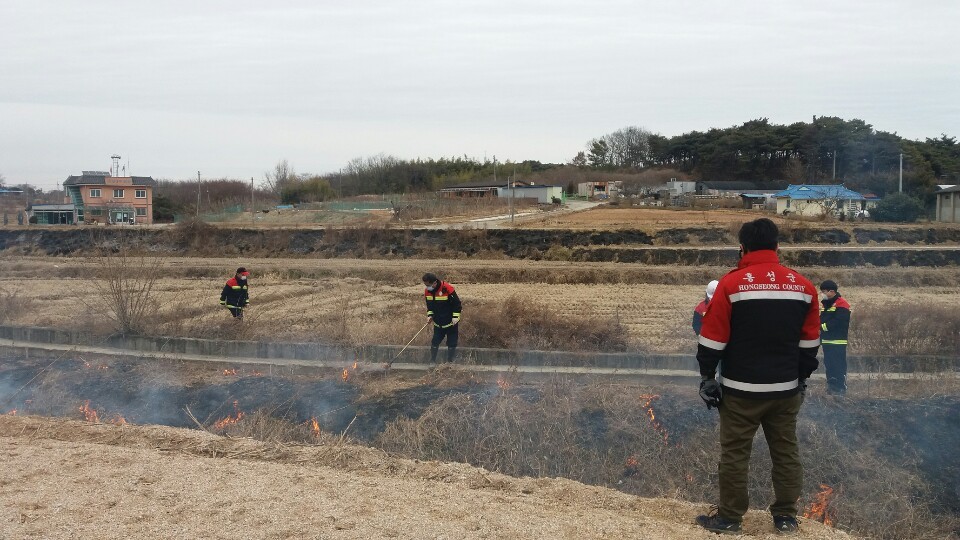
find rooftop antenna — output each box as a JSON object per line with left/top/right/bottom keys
{"left": 111, "top": 154, "right": 121, "bottom": 177}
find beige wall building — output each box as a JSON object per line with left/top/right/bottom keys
{"left": 935, "top": 185, "right": 960, "bottom": 223}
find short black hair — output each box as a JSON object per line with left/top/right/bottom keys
{"left": 738, "top": 218, "right": 779, "bottom": 252}
{"left": 422, "top": 272, "right": 438, "bottom": 284}
{"left": 236, "top": 267, "right": 247, "bottom": 274}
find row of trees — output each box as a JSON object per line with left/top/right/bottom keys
{"left": 112, "top": 115, "right": 960, "bottom": 216}
{"left": 574, "top": 118, "right": 960, "bottom": 200}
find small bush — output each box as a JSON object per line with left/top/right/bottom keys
{"left": 465, "top": 296, "right": 628, "bottom": 352}
{"left": 871, "top": 193, "right": 925, "bottom": 222}
{"left": 851, "top": 302, "right": 960, "bottom": 356}
{"left": 0, "top": 289, "right": 36, "bottom": 324}
{"left": 543, "top": 244, "right": 574, "bottom": 261}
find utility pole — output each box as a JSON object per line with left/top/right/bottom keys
{"left": 338, "top": 168, "right": 342, "bottom": 199}
{"left": 511, "top": 163, "right": 517, "bottom": 224}
{"left": 899, "top": 153, "right": 903, "bottom": 193}
{"left": 196, "top": 171, "right": 201, "bottom": 218}
{"left": 251, "top": 177, "right": 255, "bottom": 226}
{"left": 832, "top": 151, "right": 837, "bottom": 180}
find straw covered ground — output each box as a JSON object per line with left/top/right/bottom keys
{"left": 0, "top": 256, "right": 957, "bottom": 355}
{"left": 0, "top": 414, "right": 855, "bottom": 540}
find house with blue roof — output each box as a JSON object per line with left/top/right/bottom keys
{"left": 774, "top": 184, "right": 869, "bottom": 218}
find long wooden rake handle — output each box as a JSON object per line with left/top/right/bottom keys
{"left": 383, "top": 321, "right": 430, "bottom": 370}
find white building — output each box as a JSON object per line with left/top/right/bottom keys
{"left": 497, "top": 185, "right": 565, "bottom": 204}
{"left": 935, "top": 185, "right": 960, "bottom": 223}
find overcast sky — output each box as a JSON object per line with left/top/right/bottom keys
{"left": 1, "top": 0, "right": 957, "bottom": 188}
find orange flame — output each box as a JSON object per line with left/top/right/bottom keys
{"left": 496, "top": 375, "right": 512, "bottom": 391}
{"left": 309, "top": 417, "right": 321, "bottom": 437}
{"left": 6, "top": 409, "right": 16, "bottom": 416}
{"left": 222, "top": 369, "right": 238, "bottom": 376}
{"left": 251, "top": 370, "right": 264, "bottom": 376}
{"left": 213, "top": 400, "right": 245, "bottom": 430}
{"left": 341, "top": 368, "right": 350, "bottom": 382}
{"left": 79, "top": 400, "right": 100, "bottom": 423}
{"left": 110, "top": 415, "right": 128, "bottom": 426}
{"left": 625, "top": 456, "right": 639, "bottom": 468}
{"left": 639, "top": 394, "right": 669, "bottom": 443}
{"left": 352, "top": 361, "right": 358, "bottom": 370}
{"left": 802, "top": 484, "right": 837, "bottom": 526}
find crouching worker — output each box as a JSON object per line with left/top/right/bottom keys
{"left": 220, "top": 267, "right": 250, "bottom": 320}
{"left": 422, "top": 273, "right": 462, "bottom": 365}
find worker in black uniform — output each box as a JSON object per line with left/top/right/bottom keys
{"left": 220, "top": 267, "right": 250, "bottom": 320}
{"left": 422, "top": 272, "right": 462, "bottom": 365}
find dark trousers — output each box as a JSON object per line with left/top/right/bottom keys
{"left": 717, "top": 392, "right": 803, "bottom": 522}
{"left": 228, "top": 307, "right": 244, "bottom": 319}
{"left": 430, "top": 324, "right": 459, "bottom": 363}
{"left": 822, "top": 344, "right": 847, "bottom": 394}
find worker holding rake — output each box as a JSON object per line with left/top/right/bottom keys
{"left": 422, "top": 272, "right": 462, "bottom": 366}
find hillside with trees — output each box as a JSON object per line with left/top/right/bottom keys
{"left": 140, "top": 116, "right": 957, "bottom": 216}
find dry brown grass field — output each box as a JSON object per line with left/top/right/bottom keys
{"left": 2, "top": 256, "right": 957, "bottom": 355}
{"left": 527, "top": 205, "right": 960, "bottom": 231}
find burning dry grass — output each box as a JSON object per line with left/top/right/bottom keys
{"left": 1, "top": 347, "right": 957, "bottom": 539}
{"left": 377, "top": 381, "right": 960, "bottom": 540}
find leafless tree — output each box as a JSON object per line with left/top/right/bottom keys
{"left": 90, "top": 240, "right": 163, "bottom": 335}
{"left": 263, "top": 159, "right": 294, "bottom": 196}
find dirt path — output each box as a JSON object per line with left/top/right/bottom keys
{"left": 0, "top": 415, "right": 852, "bottom": 540}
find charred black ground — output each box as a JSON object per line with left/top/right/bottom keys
{"left": 1, "top": 352, "right": 958, "bottom": 539}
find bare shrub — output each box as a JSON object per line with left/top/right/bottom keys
{"left": 0, "top": 289, "right": 36, "bottom": 324}
{"left": 852, "top": 302, "right": 960, "bottom": 356}
{"left": 88, "top": 244, "right": 163, "bottom": 335}
{"left": 465, "top": 296, "right": 628, "bottom": 352}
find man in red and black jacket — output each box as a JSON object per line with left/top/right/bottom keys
{"left": 423, "top": 273, "right": 462, "bottom": 365}
{"left": 692, "top": 280, "right": 719, "bottom": 336}
{"left": 819, "top": 280, "right": 851, "bottom": 395}
{"left": 220, "top": 267, "right": 250, "bottom": 320}
{"left": 694, "top": 218, "right": 821, "bottom": 536}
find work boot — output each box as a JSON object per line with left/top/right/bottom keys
{"left": 773, "top": 515, "right": 799, "bottom": 534}
{"left": 695, "top": 506, "right": 741, "bottom": 535}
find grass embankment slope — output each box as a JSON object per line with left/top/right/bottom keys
{"left": 0, "top": 415, "right": 851, "bottom": 540}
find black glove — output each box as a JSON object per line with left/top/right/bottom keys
{"left": 799, "top": 379, "right": 807, "bottom": 396}
{"left": 699, "top": 377, "right": 722, "bottom": 410}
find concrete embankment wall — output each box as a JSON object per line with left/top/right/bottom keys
{"left": 2, "top": 227, "right": 960, "bottom": 266}
{"left": 0, "top": 325, "right": 955, "bottom": 374}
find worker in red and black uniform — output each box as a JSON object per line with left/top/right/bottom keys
{"left": 422, "top": 273, "right": 462, "bottom": 365}
{"left": 692, "top": 280, "right": 719, "bottom": 336}
{"left": 819, "top": 280, "right": 851, "bottom": 395}
{"left": 220, "top": 267, "right": 250, "bottom": 320}
{"left": 695, "top": 218, "right": 821, "bottom": 536}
